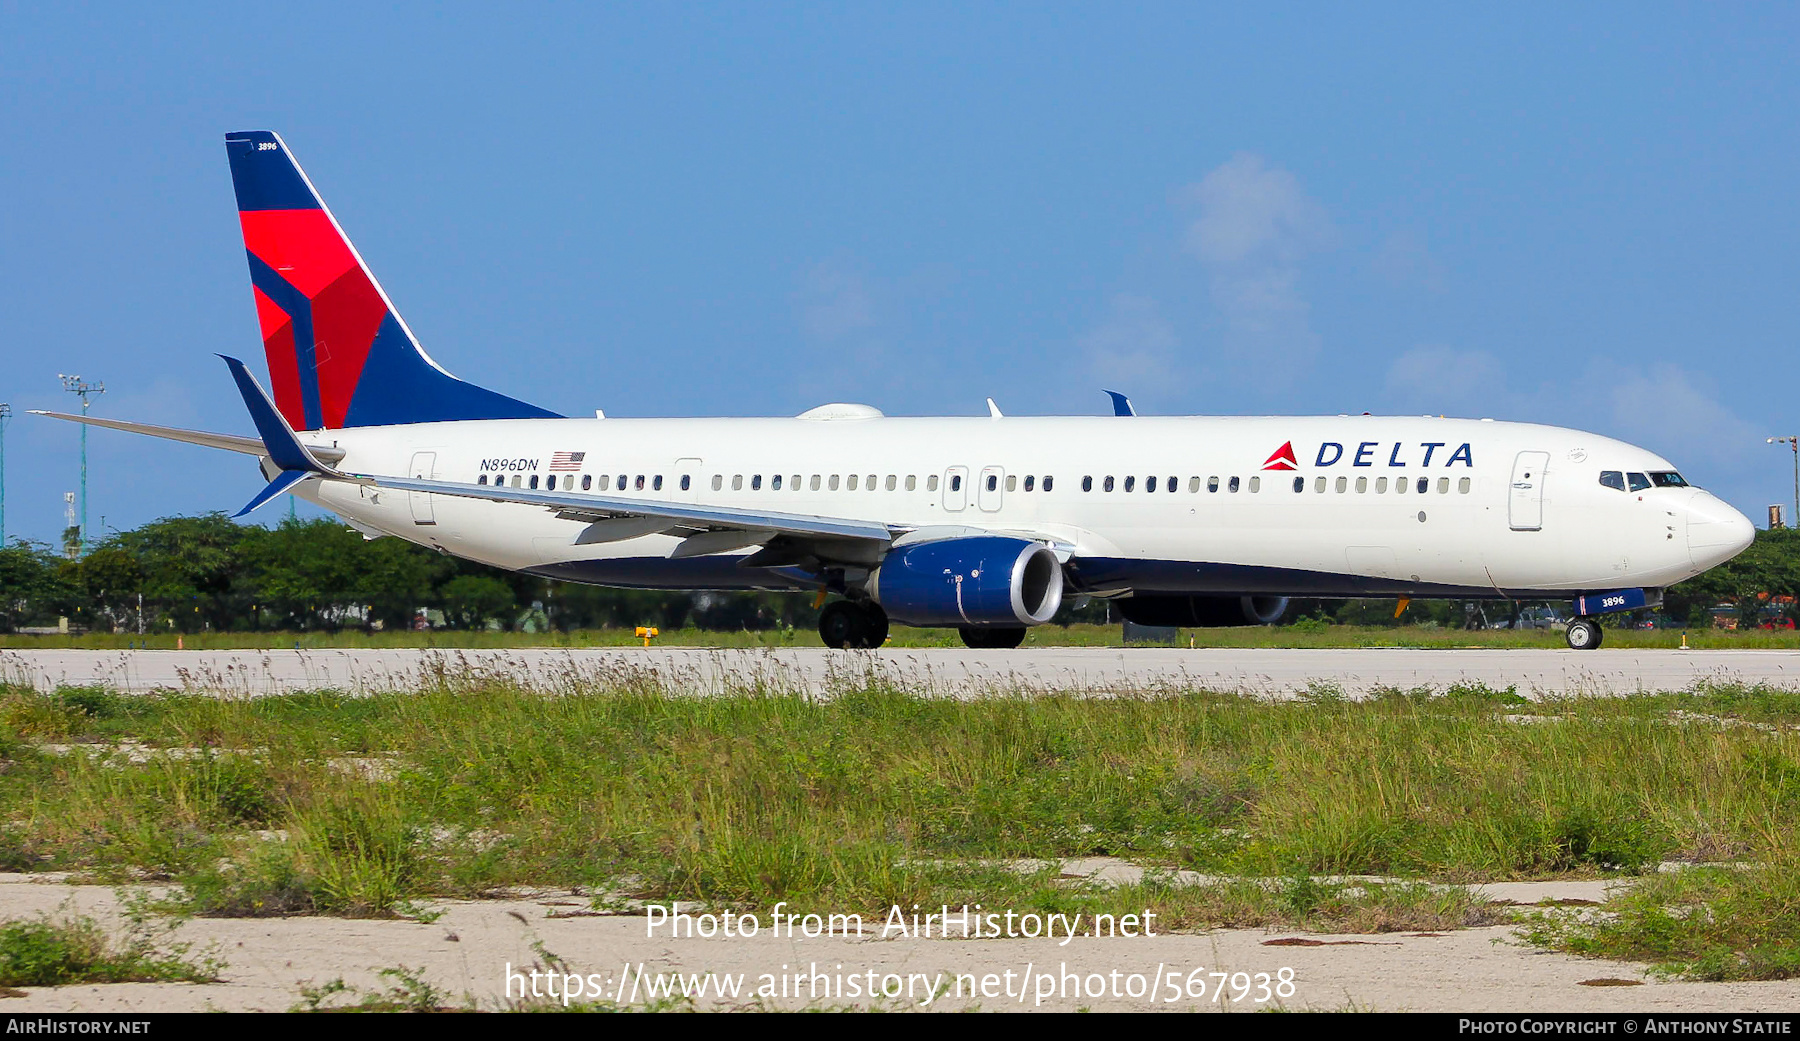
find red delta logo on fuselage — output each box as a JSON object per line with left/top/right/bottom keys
{"left": 1263, "top": 440, "right": 1475, "bottom": 469}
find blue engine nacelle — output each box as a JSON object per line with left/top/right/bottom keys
{"left": 866, "top": 536, "right": 1064, "bottom": 627}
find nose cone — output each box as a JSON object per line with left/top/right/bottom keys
{"left": 1688, "top": 492, "right": 1756, "bottom": 571}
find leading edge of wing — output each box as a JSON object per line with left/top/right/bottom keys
{"left": 369, "top": 475, "right": 896, "bottom": 543}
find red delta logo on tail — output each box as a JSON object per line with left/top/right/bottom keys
{"left": 225, "top": 131, "right": 557, "bottom": 431}
{"left": 1261, "top": 442, "right": 1299, "bottom": 471}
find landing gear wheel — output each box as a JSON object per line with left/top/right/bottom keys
{"left": 819, "top": 601, "right": 862, "bottom": 649}
{"left": 959, "top": 626, "right": 1027, "bottom": 649}
{"left": 857, "top": 602, "right": 889, "bottom": 649}
{"left": 1566, "top": 618, "right": 1603, "bottom": 650}
{"left": 819, "top": 601, "right": 889, "bottom": 649}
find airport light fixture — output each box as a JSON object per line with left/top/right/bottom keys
{"left": 0, "top": 402, "right": 9, "bottom": 546}
{"left": 1769, "top": 437, "right": 1799, "bottom": 531}
{"left": 58, "top": 375, "right": 104, "bottom": 556}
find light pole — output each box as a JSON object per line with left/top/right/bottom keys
{"left": 0, "top": 403, "right": 9, "bottom": 546}
{"left": 1769, "top": 437, "right": 1799, "bottom": 530}
{"left": 58, "top": 375, "right": 104, "bottom": 557}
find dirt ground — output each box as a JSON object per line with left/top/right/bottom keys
{"left": 1, "top": 873, "right": 1796, "bottom": 1013}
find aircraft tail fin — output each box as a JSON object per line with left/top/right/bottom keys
{"left": 224, "top": 131, "right": 559, "bottom": 431}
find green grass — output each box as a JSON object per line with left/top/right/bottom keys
{"left": 4, "top": 622, "right": 1796, "bottom": 650}
{"left": 0, "top": 909, "right": 222, "bottom": 987}
{"left": 1520, "top": 855, "right": 1800, "bottom": 981}
{"left": 1, "top": 674, "right": 1798, "bottom": 974}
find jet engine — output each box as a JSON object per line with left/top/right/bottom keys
{"left": 1116, "top": 594, "right": 1289, "bottom": 627}
{"left": 866, "top": 536, "right": 1064, "bottom": 627}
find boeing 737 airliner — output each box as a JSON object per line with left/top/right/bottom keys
{"left": 34, "top": 132, "right": 1757, "bottom": 650}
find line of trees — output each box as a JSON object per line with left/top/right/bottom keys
{"left": 0, "top": 515, "right": 819, "bottom": 634}
{"left": 2, "top": 515, "right": 1796, "bottom": 635}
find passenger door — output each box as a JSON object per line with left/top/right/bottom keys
{"left": 1508, "top": 451, "right": 1550, "bottom": 531}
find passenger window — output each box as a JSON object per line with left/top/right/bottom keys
{"left": 811, "top": 475, "right": 821, "bottom": 491}
{"left": 562, "top": 475, "right": 572, "bottom": 490}
{"left": 530, "top": 474, "right": 540, "bottom": 489}
{"left": 732, "top": 475, "right": 743, "bottom": 491}
{"left": 1376, "top": 477, "right": 1388, "bottom": 493}
{"left": 1189, "top": 477, "right": 1201, "bottom": 493}
{"left": 636, "top": 475, "right": 646, "bottom": 490}
{"left": 711, "top": 475, "right": 723, "bottom": 492}
{"left": 1143, "top": 476, "right": 1154, "bottom": 493}
{"left": 906, "top": 475, "right": 917, "bottom": 491}
{"left": 1082, "top": 476, "right": 1093, "bottom": 492}
{"left": 1104, "top": 476, "right": 1115, "bottom": 492}
{"left": 1314, "top": 476, "right": 1326, "bottom": 493}
{"left": 583, "top": 475, "right": 593, "bottom": 491}
{"left": 478, "top": 475, "right": 488, "bottom": 485}
{"left": 851, "top": 474, "right": 862, "bottom": 490}
{"left": 751, "top": 475, "right": 762, "bottom": 491}
{"left": 1356, "top": 477, "right": 1367, "bottom": 493}
{"left": 1416, "top": 477, "right": 1428, "bottom": 494}
{"left": 769, "top": 474, "right": 780, "bottom": 491}
{"left": 1437, "top": 477, "right": 1449, "bottom": 494}
{"left": 1292, "top": 476, "right": 1304, "bottom": 493}
{"left": 951, "top": 475, "right": 963, "bottom": 492}
{"left": 866, "top": 474, "right": 876, "bottom": 490}
{"left": 1166, "top": 476, "right": 1176, "bottom": 493}
{"left": 1599, "top": 471, "right": 1625, "bottom": 491}
{"left": 1397, "top": 476, "right": 1407, "bottom": 494}
{"left": 1248, "top": 476, "right": 1260, "bottom": 492}
{"left": 792, "top": 475, "right": 802, "bottom": 491}
{"left": 1458, "top": 477, "right": 1471, "bottom": 494}
{"left": 1043, "top": 476, "right": 1054, "bottom": 492}
{"left": 511, "top": 475, "right": 522, "bottom": 488}
{"left": 1628, "top": 472, "right": 1651, "bottom": 492}
{"left": 889, "top": 475, "right": 900, "bottom": 491}
{"left": 1124, "top": 476, "right": 1136, "bottom": 492}
{"left": 1004, "top": 475, "right": 1015, "bottom": 492}
{"left": 653, "top": 475, "right": 663, "bottom": 491}
{"left": 830, "top": 475, "right": 841, "bottom": 491}
{"left": 1208, "top": 476, "right": 1220, "bottom": 493}
{"left": 679, "top": 475, "right": 690, "bottom": 491}
{"left": 987, "top": 475, "right": 998, "bottom": 492}
{"left": 927, "top": 475, "right": 939, "bottom": 491}
{"left": 1024, "top": 475, "right": 1035, "bottom": 492}
{"left": 1229, "top": 476, "right": 1240, "bottom": 493}
{"left": 1336, "top": 476, "right": 1347, "bottom": 493}
{"left": 617, "top": 475, "right": 628, "bottom": 491}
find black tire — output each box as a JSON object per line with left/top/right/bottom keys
{"left": 1566, "top": 618, "right": 1603, "bottom": 650}
{"left": 854, "top": 602, "right": 889, "bottom": 649}
{"left": 959, "top": 626, "right": 1026, "bottom": 649}
{"left": 819, "top": 601, "right": 862, "bottom": 649}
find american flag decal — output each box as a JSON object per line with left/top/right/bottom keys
{"left": 549, "top": 451, "right": 586, "bottom": 471}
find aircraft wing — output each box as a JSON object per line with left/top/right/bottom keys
{"left": 369, "top": 474, "right": 897, "bottom": 543}
{"left": 28, "top": 410, "right": 347, "bottom": 465}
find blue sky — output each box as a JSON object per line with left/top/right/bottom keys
{"left": 2, "top": 4, "right": 1796, "bottom": 544}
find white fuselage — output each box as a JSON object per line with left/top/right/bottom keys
{"left": 291, "top": 413, "right": 1753, "bottom": 600}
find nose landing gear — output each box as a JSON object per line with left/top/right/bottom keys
{"left": 1565, "top": 617, "right": 1603, "bottom": 650}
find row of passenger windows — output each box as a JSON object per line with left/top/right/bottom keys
{"left": 1077, "top": 474, "right": 1473, "bottom": 495}
{"left": 478, "top": 473, "right": 691, "bottom": 492}
{"left": 473, "top": 472, "right": 1060, "bottom": 494}
{"left": 475, "top": 470, "right": 1471, "bottom": 497}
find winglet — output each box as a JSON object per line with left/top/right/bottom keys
{"left": 1105, "top": 390, "right": 1135, "bottom": 417}
{"left": 219, "top": 355, "right": 334, "bottom": 474}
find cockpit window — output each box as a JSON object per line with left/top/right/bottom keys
{"left": 1649, "top": 471, "right": 1689, "bottom": 488}
{"left": 1627, "top": 472, "right": 1651, "bottom": 492}
{"left": 1599, "top": 471, "right": 1625, "bottom": 491}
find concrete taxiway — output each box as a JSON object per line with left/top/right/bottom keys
{"left": 4, "top": 646, "right": 1799, "bottom": 696}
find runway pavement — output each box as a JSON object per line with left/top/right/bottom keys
{"left": 5, "top": 646, "right": 1800, "bottom": 696}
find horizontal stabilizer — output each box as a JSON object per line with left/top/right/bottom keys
{"left": 26, "top": 410, "right": 344, "bottom": 465}
{"left": 235, "top": 469, "right": 314, "bottom": 517}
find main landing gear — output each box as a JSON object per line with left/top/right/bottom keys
{"left": 1565, "top": 617, "right": 1604, "bottom": 650}
{"left": 819, "top": 600, "right": 890, "bottom": 649}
